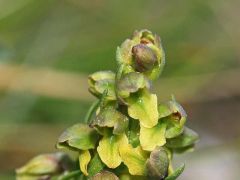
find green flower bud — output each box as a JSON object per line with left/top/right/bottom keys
{"left": 116, "top": 30, "right": 165, "bottom": 80}
{"left": 132, "top": 44, "right": 158, "bottom": 72}
{"left": 16, "top": 152, "right": 72, "bottom": 180}
{"left": 88, "top": 71, "right": 116, "bottom": 100}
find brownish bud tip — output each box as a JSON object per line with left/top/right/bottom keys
{"left": 132, "top": 44, "right": 157, "bottom": 72}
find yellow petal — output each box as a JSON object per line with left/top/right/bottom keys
{"left": 97, "top": 132, "right": 128, "bottom": 168}
{"left": 79, "top": 150, "right": 91, "bottom": 176}
{"left": 140, "top": 120, "right": 167, "bottom": 151}
{"left": 128, "top": 89, "right": 158, "bottom": 128}
{"left": 119, "top": 144, "right": 148, "bottom": 175}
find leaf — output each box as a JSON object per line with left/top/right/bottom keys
{"left": 128, "top": 89, "right": 158, "bottom": 128}
{"left": 146, "top": 147, "right": 169, "bottom": 179}
{"left": 91, "top": 106, "right": 129, "bottom": 135}
{"left": 88, "top": 153, "right": 105, "bottom": 177}
{"left": 91, "top": 171, "right": 119, "bottom": 180}
{"left": 57, "top": 124, "right": 99, "bottom": 151}
{"left": 140, "top": 120, "right": 167, "bottom": 151}
{"left": 79, "top": 150, "right": 91, "bottom": 176}
{"left": 165, "top": 164, "right": 185, "bottom": 180}
{"left": 119, "top": 144, "right": 148, "bottom": 176}
{"left": 88, "top": 71, "right": 116, "bottom": 100}
{"left": 166, "top": 127, "right": 199, "bottom": 148}
{"left": 117, "top": 72, "right": 149, "bottom": 99}
{"left": 97, "top": 131, "right": 128, "bottom": 168}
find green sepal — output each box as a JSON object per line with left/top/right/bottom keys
{"left": 117, "top": 72, "right": 149, "bottom": 99}
{"left": 166, "top": 127, "right": 199, "bottom": 149}
{"left": 116, "top": 39, "right": 136, "bottom": 66}
{"left": 165, "top": 164, "right": 185, "bottom": 180}
{"left": 57, "top": 123, "right": 99, "bottom": 151}
{"left": 90, "top": 105, "right": 129, "bottom": 135}
{"left": 172, "top": 145, "right": 195, "bottom": 154}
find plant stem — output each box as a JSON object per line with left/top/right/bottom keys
{"left": 84, "top": 100, "right": 99, "bottom": 123}
{"left": 60, "top": 170, "right": 82, "bottom": 180}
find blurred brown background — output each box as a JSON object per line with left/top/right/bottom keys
{"left": 0, "top": 0, "right": 240, "bottom": 179}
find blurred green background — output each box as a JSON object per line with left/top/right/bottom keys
{"left": 0, "top": 0, "right": 240, "bottom": 179}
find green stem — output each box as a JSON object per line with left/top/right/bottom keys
{"left": 60, "top": 170, "right": 82, "bottom": 180}
{"left": 84, "top": 100, "right": 99, "bottom": 123}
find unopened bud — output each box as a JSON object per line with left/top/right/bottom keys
{"left": 132, "top": 44, "right": 158, "bottom": 72}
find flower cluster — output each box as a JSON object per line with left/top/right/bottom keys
{"left": 16, "top": 30, "right": 199, "bottom": 180}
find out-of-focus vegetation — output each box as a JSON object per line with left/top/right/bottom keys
{"left": 0, "top": 0, "right": 239, "bottom": 179}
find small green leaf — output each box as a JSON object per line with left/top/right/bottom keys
{"left": 79, "top": 150, "right": 91, "bottom": 176}
{"left": 166, "top": 127, "right": 199, "bottom": 148}
{"left": 91, "top": 171, "right": 119, "bottom": 180}
{"left": 140, "top": 120, "right": 167, "bottom": 151}
{"left": 128, "top": 89, "right": 158, "bottom": 128}
{"left": 119, "top": 144, "right": 148, "bottom": 176}
{"left": 146, "top": 147, "right": 169, "bottom": 179}
{"left": 88, "top": 153, "right": 105, "bottom": 177}
{"left": 165, "top": 164, "right": 185, "bottom": 180}
{"left": 57, "top": 124, "right": 99, "bottom": 151}
{"left": 88, "top": 71, "right": 116, "bottom": 100}
{"left": 97, "top": 131, "right": 128, "bottom": 168}
{"left": 91, "top": 106, "right": 129, "bottom": 135}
